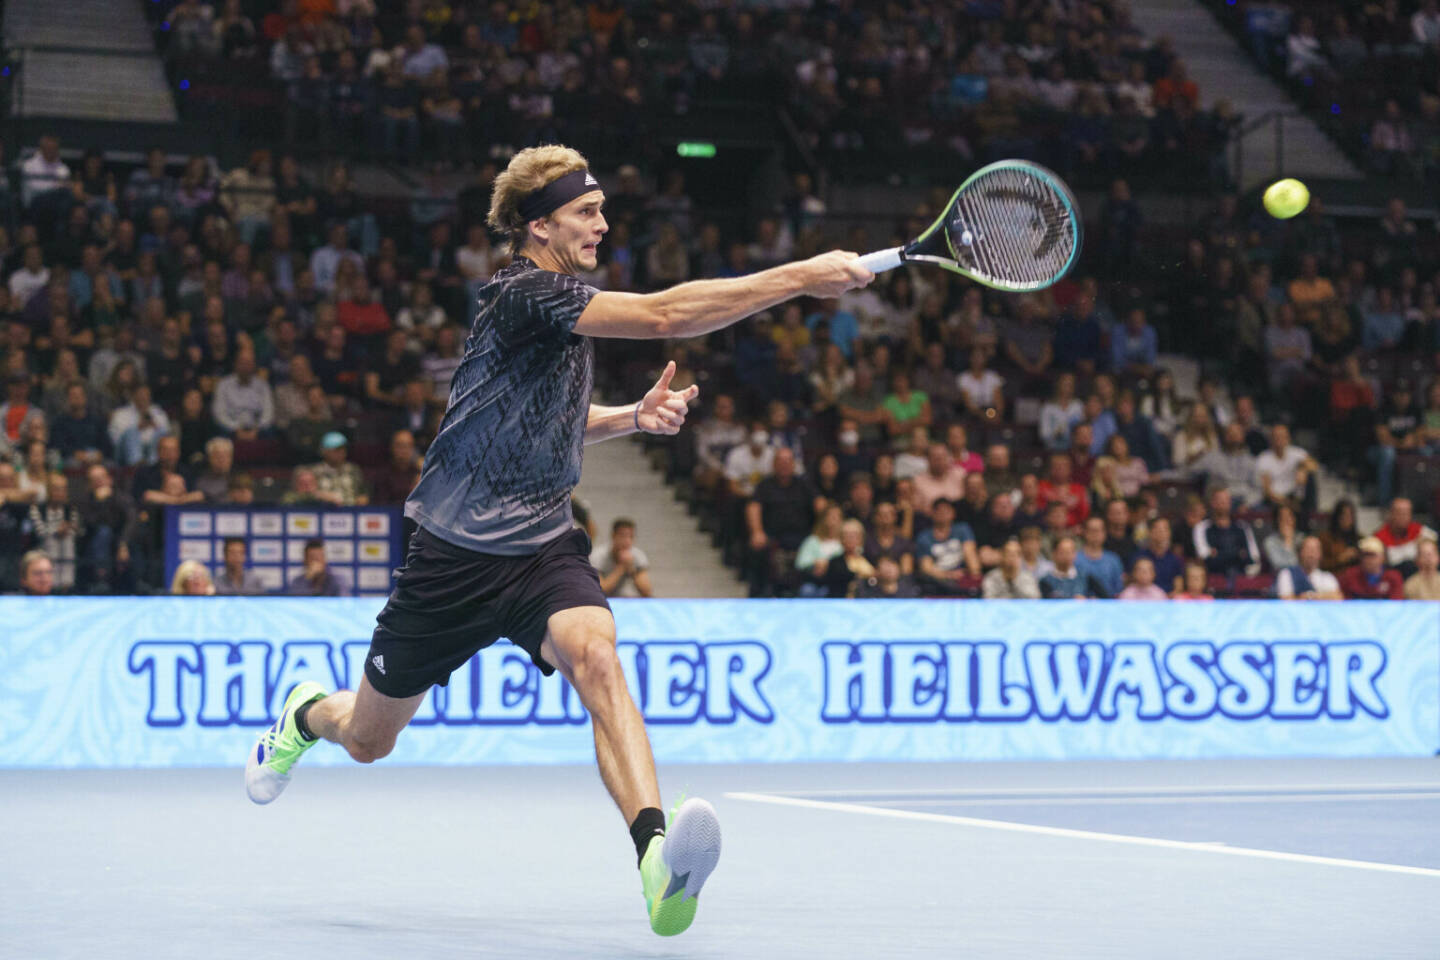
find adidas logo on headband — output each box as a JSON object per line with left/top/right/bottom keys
{"left": 585, "top": 173, "right": 598, "bottom": 186}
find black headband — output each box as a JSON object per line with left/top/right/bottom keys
{"left": 517, "top": 168, "right": 602, "bottom": 223}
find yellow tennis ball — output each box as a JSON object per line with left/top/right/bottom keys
{"left": 1264, "top": 178, "right": 1310, "bottom": 219}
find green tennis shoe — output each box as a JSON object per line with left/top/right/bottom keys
{"left": 640, "top": 797, "right": 722, "bottom": 936}
{"left": 245, "top": 681, "right": 328, "bottom": 804}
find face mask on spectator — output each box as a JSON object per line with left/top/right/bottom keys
{"left": 750, "top": 430, "right": 769, "bottom": 447}
{"left": 839, "top": 429, "right": 859, "bottom": 447}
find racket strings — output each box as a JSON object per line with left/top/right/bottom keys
{"left": 949, "top": 168, "right": 1076, "bottom": 290}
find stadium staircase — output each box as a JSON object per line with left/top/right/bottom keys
{"left": 4, "top": 0, "right": 176, "bottom": 124}
{"left": 1130, "top": 0, "right": 1359, "bottom": 190}
{"left": 574, "top": 437, "right": 745, "bottom": 599}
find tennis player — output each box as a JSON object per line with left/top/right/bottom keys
{"left": 245, "top": 145, "right": 874, "bottom": 936}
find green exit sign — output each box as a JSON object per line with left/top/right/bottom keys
{"left": 676, "top": 141, "right": 717, "bottom": 158}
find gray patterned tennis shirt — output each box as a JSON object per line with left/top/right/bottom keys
{"left": 405, "top": 256, "right": 598, "bottom": 555}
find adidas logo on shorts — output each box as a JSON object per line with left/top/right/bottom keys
{"left": 372, "top": 655, "right": 386, "bottom": 675}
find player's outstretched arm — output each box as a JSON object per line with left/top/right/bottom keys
{"left": 584, "top": 361, "right": 699, "bottom": 445}
{"left": 573, "top": 250, "right": 873, "bottom": 340}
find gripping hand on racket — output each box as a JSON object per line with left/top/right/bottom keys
{"left": 637, "top": 361, "right": 699, "bottom": 436}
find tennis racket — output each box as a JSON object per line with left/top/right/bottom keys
{"left": 856, "top": 160, "right": 1082, "bottom": 292}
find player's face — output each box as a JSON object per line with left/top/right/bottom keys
{"left": 547, "top": 190, "right": 607, "bottom": 273}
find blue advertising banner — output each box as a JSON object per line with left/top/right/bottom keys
{"left": 0, "top": 599, "right": 1436, "bottom": 768}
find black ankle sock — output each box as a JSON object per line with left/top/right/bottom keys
{"left": 293, "top": 699, "right": 318, "bottom": 742}
{"left": 629, "top": 807, "right": 666, "bottom": 866}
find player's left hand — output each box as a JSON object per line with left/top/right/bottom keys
{"left": 637, "top": 361, "right": 699, "bottom": 436}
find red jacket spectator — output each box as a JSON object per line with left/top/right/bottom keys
{"left": 1338, "top": 538, "right": 1404, "bottom": 598}
{"left": 1039, "top": 453, "right": 1090, "bottom": 528}
{"left": 1372, "top": 499, "right": 1437, "bottom": 571}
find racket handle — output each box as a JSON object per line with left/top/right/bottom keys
{"left": 857, "top": 247, "right": 903, "bottom": 273}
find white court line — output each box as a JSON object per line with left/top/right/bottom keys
{"left": 723, "top": 791, "right": 1440, "bottom": 879}
{"left": 764, "top": 781, "right": 1440, "bottom": 799}
{"left": 856, "top": 791, "right": 1440, "bottom": 808}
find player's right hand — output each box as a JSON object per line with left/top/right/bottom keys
{"left": 802, "top": 251, "right": 875, "bottom": 298}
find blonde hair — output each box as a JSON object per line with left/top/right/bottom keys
{"left": 487, "top": 145, "right": 591, "bottom": 253}
{"left": 171, "top": 560, "right": 216, "bottom": 596}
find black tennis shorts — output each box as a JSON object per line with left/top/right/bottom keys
{"left": 363, "top": 524, "right": 611, "bottom": 699}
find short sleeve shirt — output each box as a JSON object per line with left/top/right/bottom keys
{"left": 405, "top": 257, "right": 597, "bottom": 554}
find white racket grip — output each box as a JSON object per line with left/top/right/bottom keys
{"left": 857, "top": 247, "right": 903, "bottom": 273}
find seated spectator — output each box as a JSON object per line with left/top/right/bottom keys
{"left": 954, "top": 472, "right": 992, "bottom": 533}
{"left": 592, "top": 518, "right": 654, "bottom": 598}
{"left": 1257, "top": 424, "right": 1317, "bottom": 513}
{"left": 765, "top": 400, "right": 805, "bottom": 466}
{"left": 12, "top": 548, "right": 54, "bottom": 596}
{"left": 1369, "top": 99, "right": 1416, "bottom": 177}
{"left": 1039, "top": 453, "right": 1089, "bottom": 529}
{"left": 1319, "top": 498, "right": 1362, "bottom": 572}
{"left": 1277, "top": 535, "right": 1344, "bottom": 600}
{"left": 1338, "top": 536, "right": 1404, "bottom": 599}
{"left": 1003, "top": 298, "right": 1055, "bottom": 387}
{"left": 1171, "top": 402, "right": 1218, "bottom": 472}
{"left": 820, "top": 519, "right": 877, "bottom": 598}
{"left": 1090, "top": 456, "right": 1125, "bottom": 507}
{"left": 306, "top": 432, "right": 369, "bottom": 506}
{"left": 194, "top": 436, "right": 235, "bottom": 503}
{"left": 1112, "top": 390, "right": 1168, "bottom": 472}
{"left": 1110, "top": 308, "right": 1158, "bottom": 380}
{"left": 854, "top": 554, "right": 921, "bottom": 599}
{"left": 974, "top": 490, "right": 1020, "bottom": 568}
{"left": 982, "top": 538, "right": 1041, "bottom": 599}
{"left": 286, "top": 384, "right": 335, "bottom": 461}
{"left": 945, "top": 424, "right": 984, "bottom": 475}
{"left": 1040, "top": 536, "right": 1091, "bottom": 599}
{"left": 1193, "top": 423, "right": 1262, "bottom": 507}
{"left": 284, "top": 538, "right": 345, "bottom": 596}
{"left": 1173, "top": 560, "right": 1214, "bottom": 601}
{"left": 744, "top": 446, "right": 814, "bottom": 597}
{"left": 171, "top": 559, "right": 216, "bottom": 596}
{"left": 837, "top": 364, "right": 886, "bottom": 448}
{"left": 1100, "top": 499, "right": 1135, "bottom": 559}
{"left": 27, "top": 473, "right": 79, "bottom": 591}
{"left": 894, "top": 427, "right": 930, "bottom": 480}
{"left": 1403, "top": 537, "right": 1440, "bottom": 600}
{"left": 1075, "top": 516, "right": 1124, "bottom": 598}
{"left": 983, "top": 445, "right": 1019, "bottom": 502}
{"left": 797, "top": 504, "right": 846, "bottom": 590}
{"left": 1369, "top": 379, "right": 1424, "bottom": 507}
{"left": 108, "top": 384, "right": 170, "bottom": 467}
{"left": 1141, "top": 370, "right": 1182, "bottom": 438}
{"left": 1018, "top": 526, "right": 1053, "bottom": 581}
{"left": 1105, "top": 434, "right": 1148, "bottom": 497}
{"left": 957, "top": 348, "right": 1005, "bottom": 421}
{"left": 692, "top": 394, "right": 746, "bottom": 497}
{"left": 912, "top": 442, "right": 966, "bottom": 515}
{"left": 1133, "top": 516, "right": 1184, "bottom": 593}
{"left": 1287, "top": 254, "right": 1336, "bottom": 309}
{"left": 914, "top": 498, "right": 980, "bottom": 593}
{"left": 1, "top": 373, "right": 45, "bottom": 450}
{"left": 274, "top": 354, "right": 318, "bottom": 429}
{"left": 864, "top": 501, "right": 914, "bottom": 576}
{"left": 1118, "top": 557, "right": 1168, "bottom": 600}
{"left": 49, "top": 382, "right": 108, "bottom": 467}
{"left": 724, "top": 423, "right": 776, "bottom": 499}
{"left": 841, "top": 473, "right": 875, "bottom": 527}
{"left": 881, "top": 370, "right": 931, "bottom": 446}
{"left": 374, "top": 430, "right": 422, "bottom": 505}
{"left": 913, "top": 342, "right": 960, "bottom": 421}
{"left": 1262, "top": 502, "right": 1302, "bottom": 572}
{"left": 214, "top": 536, "right": 265, "bottom": 595}
{"left": 1373, "top": 497, "right": 1437, "bottom": 578}
{"left": 1193, "top": 487, "right": 1260, "bottom": 575}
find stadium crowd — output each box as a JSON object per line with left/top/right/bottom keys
{"left": 3, "top": 1, "right": 1440, "bottom": 601}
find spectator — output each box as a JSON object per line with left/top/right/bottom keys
{"left": 1075, "top": 516, "right": 1124, "bottom": 598}
{"left": 1277, "top": 535, "right": 1344, "bottom": 600}
{"left": 214, "top": 537, "right": 266, "bottom": 595}
{"left": 1257, "top": 424, "right": 1318, "bottom": 513}
{"left": 806, "top": 298, "right": 859, "bottom": 359}
{"left": 912, "top": 442, "right": 965, "bottom": 515}
{"left": 854, "top": 554, "right": 921, "bottom": 599}
{"left": 1040, "top": 536, "right": 1090, "bottom": 599}
{"left": 957, "top": 348, "right": 1005, "bottom": 421}
{"left": 592, "top": 518, "right": 654, "bottom": 598}
{"left": 21, "top": 135, "right": 71, "bottom": 209}
{"left": 1372, "top": 497, "right": 1437, "bottom": 577}
{"left": 1100, "top": 499, "right": 1135, "bottom": 559}
{"left": 744, "top": 446, "right": 814, "bottom": 597}
{"left": 982, "top": 538, "right": 1041, "bottom": 599}
{"left": 894, "top": 426, "right": 930, "bottom": 480}
{"left": 837, "top": 364, "right": 886, "bottom": 449}
{"left": 108, "top": 384, "right": 170, "bottom": 467}
{"left": 306, "top": 432, "right": 369, "bottom": 506}
{"left": 912, "top": 342, "right": 960, "bottom": 421}
{"left": 1039, "top": 453, "right": 1089, "bottom": 529}
{"left": 1003, "top": 298, "right": 1055, "bottom": 386}
{"left": 1338, "top": 536, "right": 1404, "bottom": 599}
{"left": 913, "top": 498, "right": 980, "bottom": 592}
{"left": 171, "top": 559, "right": 217, "bottom": 596}
{"left": 213, "top": 348, "right": 275, "bottom": 440}
{"left": 364, "top": 330, "right": 422, "bottom": 408}
{"left": 1040, "top": 372, "right": 1084, "bottom": 452}
{"left": 1106, "top": 434, "right": 1149, "bottom": 497}
{"left": 1171, "top": 402, "right": 1218, "bottom": 472}
{"left": 1112, "top": 391, "right": 1167, "bottom": 472}
{"left": 1110, "top": 308, "right": 1158, "bottom": 379}
{"left": 219, "top": 150, "right": 276, "bottom": 246}
{"left": 194, "top": 436, "right": 236, "bottom": 503}
{"left": 1319, "top": 499, "right": 1362, "bottom": 572}
{"left": 1018, "top": 525, "right": 1053, "bottom": 581}
{"left": 1193, "top": 487, "right": 1260, "bottom": 575}
{"left": 984, "top": 444, "right": 1019, "bottom": 500}
{"left": 946, "top": 424, "right": 985, "bottom": 475}
{"left": 1, "top": 373, "right": 45, "bottom": 450}
{"left": 1403, "top": 537, "right": 1440, "bottom": 600}
{"left": 1369, "top": 379, "right": 1424, "bottom": 507}
{"left": 1194, "top": 422, "right": 1262, "bottom": 508}
{"left": 1262, "top": 502, "right": 1303, "bottom": 572}
{"left": 1133, "top": 516, "right": 1184, "bottom": 593}
{"left": 819, "top": 519, "right": 877, "bottom": 598}
{"left": 27, "top": 474, "right": 80, "bottom": 591}
{"left": 1369, "top": 100, "right": 1416, "bottom": 177}
{"left": 310, "top": 223, "right": 364, "bottom": 296}
{"left": 881, "top": 369, "right": 931, "bottom": 446}
{"left": 1264, "top": 304, "right": 1312, "bottom": 399}
{"left": 1173, "top": 561, "right": 1214, "bottom": 601}
{"left": 284, "top": 538, "right": 345, "bottom": 596}
{"left": 374, "top": 429, "right": 421, "bottom": 505}
{"left": 954, "top": 472, "right": 992, "bottom": 533}
{"left": 864, "top": 500, "right": 914, "bottom": 576}
{"left": 797, "top": 503, "right": 846, "bottom": 590}
{"left": 1118, "top": 557, "right": 1168, "bottom": 600}
{"left": 17, "top": 549, "right": 55, "bottom": 596}
{"left": 724, "top": 422, "right": 775, "bottom": 499}
{"left": 9, "top": 245, "right": 50, "bottom": 307}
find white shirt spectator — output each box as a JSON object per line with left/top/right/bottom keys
{"left": 21, "top": 152, "right": 70, "bottom": 206}
{"left": 213, "top": 373, "right": 276, "bottom": 432}
{"left": 958, "top": 368, "right": 1004, "bottom": 411}
{"left": 694, "top": 418, "right": 746, "bottom": 474}
{"left": 724, "top": 443, "right": 774, "bottom": 497}
{"left": 895, "top": 450, "right": 928, "bottom": 480}
{"left": 8, "top": 265, "right": 50, "bottom": 307}
{"left": 309, "top": 244, "right": 364, "bottom": 294}
{"left": 107, "top": 401, "right": 171, "bottom": 449}
{"left": 1276, "top": 566, "right": 1341, "bottom": 599}
{"left": 1256, "top": 444, "right": 1310, "bottom": 500}
{"left": 1414, "top": 7, "right": 1440, "bottom": 45}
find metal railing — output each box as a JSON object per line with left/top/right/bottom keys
{"left": 1228, "top": 109, "right": 1305, "bottom": 191}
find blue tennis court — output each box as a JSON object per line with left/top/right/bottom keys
{"left": 4, "top": 756, "right": 1437, "bottom": 959}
